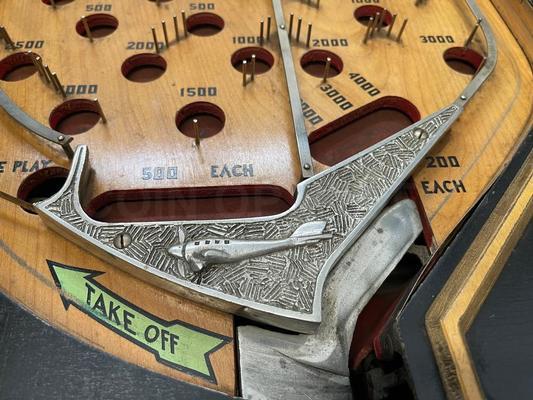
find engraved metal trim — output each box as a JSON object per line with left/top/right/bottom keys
{"left": 15, "top": 0, "right": 496, "bottom": 332}
{"left": 35, "top": 105, "right": 460, "bottom": 332}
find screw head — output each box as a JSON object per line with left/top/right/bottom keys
{"left": 57, "top": 135, "right": 64, "bottom": 141}
{"left": 414, "top": 128, "right": 428, "bottom": 140}
{"left": 460, "top": 95, "right": 467, "bottom": 101}
{"left": 304, "top": 163, "right": 311, "bottom": 170}
{"left": 280, "top": 24, "right": 286, "bottom": 30}
{"left": 113, "top": 232, "right": 132, "bottom": 249}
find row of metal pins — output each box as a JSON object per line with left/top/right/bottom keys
{"left": 258, "top": 17, "right": 272, "bottom": 46}
{"left": 26, "top": 52, "right": 67, "bottom": 98}
{"left": 287, "top": 14, "right": 314, "bottom": 48}
{"left": 150, "top": 11, "right": 188, "bottom": 54}
{"left": 242, "top": 54, "right": 257, "bottom": 87}
{"left": 0, "top": 26, "right": 15, "bottom": 49}
{"left": 28, "top": 50, "right": 106, "bottom": 122}
{"left": 363, "top": 11, "right": 408, "bottom": 44}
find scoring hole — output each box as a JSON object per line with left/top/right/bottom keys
{"left": 0, "top": 52, "right": 39, "bottom": 81}
{"left": 186, "top": 12, "right": 225, "bottom": 36}
{"left": 121, "top": 53, "right": 167, "bottom": 82}
{"left": 17, "top": 167, "right": 70, "bottom": 214}
{"left": 49, "top": 99, "right": 102, "bottom": 135}
{"left": 354, "top": 5, "right": 393, "bottom": 26}
{"left": 76, "top": 14, "right": 119, "bottom": 39}
{"left": 231, "top": 47, "right": 274, "bottom": 74}
{"left": 42, "top": 0, "right": 74, "bottom": 6}
{"left": 176, "top": 102, "right": 225, "bottom": 139}
{"left": 443, "top": 47, "right": 484, "bottom": 75}
{"left": 301, "top": 50, "right": 343, "bottom": 78}
{"left": 310, "top": 96, "right": 420, "bottom": 166}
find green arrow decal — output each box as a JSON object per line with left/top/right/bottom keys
{"left": 47, "top": 260, "right": 230, "bottom": 383}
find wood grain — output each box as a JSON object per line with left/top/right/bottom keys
{"left": 0, "top": 0, "right": 530, "bottom": 394}
{"left": 425, "top": 149, "right": 532, "bottom": 399}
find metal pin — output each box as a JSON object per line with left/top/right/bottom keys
{"left": 296, "top": 17, "right": 302, "bottom": 43}
{"left": 173, "top": 15, "right": 179, "bottom": 42}
{"left": 35, "top": 57, "right": 50, "bottom": 83}
{"left": 396, "top": 19, "right": 408, "bottom": 43}
{"left": 43, "top": 65, "right": 54, "bottom": 86}
{"left": 317, "top": 0, "right": 320, "bottom": 8}
{"left": 93, "top": 98, "right": 107, "bottom": 123}
{"left": 251, "top": 54, "right": 256, "bottom": 81}
{"left": 306, "top": 23, "right": 312, "bottom": 48}
{"left": 377, "top": 9, "right": 387, "bottom": 32}
{"left": 181, "top": 10, "right": 188, "bottom": 38}
{"left": 387, "top": 14, "right": 397, "bottom": 37}
{"left": 464, "top": 20, "right": 481, "bottom": 47}
{"left": 0, "top": 190, "right": 37, "bottom": 214}
{"left": 81, "top": 16, "right": 93, "bottom": 42}
{"left": 0, "top": 26, "right": 15, "bottom": 49}
{"left": 162, "top": 20, "right": 169, "bottom": 48}
{"left": 193, "top": 119, "right": 200, "bottom": 146}
{"left": 363, "top": 17, "right": 374, "bottom": 44}
{"left": 151, "top": 26, "right": 160, "bottom": 54}
{"left": 29, "top": 53, "right": 46, "bottom": 81}
{"left": 266, "top": 16, "right": 272, "bottom": 41}
{"left": 259, "top": 19, "right": 264, "bottom": 46}
{"left": 322, "top": 57, "right": 331, "bottom": 83}
{"left": 288, "top": 14, "right": 294, "bottom": 40}
{"left": 156, "top": 0, "right": 161, "bottom": 6}
{"left": 51, "top": 72, "right": 66, "bottom": 98}
{"left": 370, "top": 13, "right": 379, "bottom": 37}
{"left": 50, "top": 0, "right": 56, "bottom": 8}
{"left": 242, "top": 60, "right": 248, "bottom": 86}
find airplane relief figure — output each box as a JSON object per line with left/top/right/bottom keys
{"left": 168, "top": 221, "right": 333, "bottom": 273}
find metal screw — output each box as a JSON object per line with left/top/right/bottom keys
{"left": 57, "top": 135, "right": 64, "bottom": 141}
{"left": 280, "top": 24, "right": 285, "bottom": 30}
{"left": 113, "top": 232, "right": 132, "bottom": 249}
{"left": 460, "top": 95, "right": 467, "bottom": 100}
{"left": 414, "top": 128, "right": 428, "bottom": 140}
{"left": 303, "top": 163, "right": 311, "bottom": 170}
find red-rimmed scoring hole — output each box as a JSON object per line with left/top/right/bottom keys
{"left": 176, "top": 102, "right": 225, "bottom": 139}
{"left": 443, "top": 47, "right": 484, "bottom": 75}
{"left": 300, "top": 50, "right": 343, "bottom": 78}
{"left": 186, "top": 12, "right": 225, "bottom": 36}
{"left": 75, "top": 14, "right": 118, "bottom": 39}
{"left": 354, "top": 5, "right": 394, "bottom": 26}
{"left": 231, "top": 47, "right": 275, "bottom": 74}
{"left": 42, "top": 0, "right": 74, "bottom": 6}
{"left": 87, "top": 186, "right": 294, "bottom": 222}
{"left": 0, "top": 52, "right": 38, "bottom": 81}
{"left": 121, "top": 53, "right": 167, "bottom": 82}
{"left": 17, "top": 167, "right": 70, "bottom": 214}
{"left": 49, "top": 99, "right": 102, "bottom": 135}
{"left": 310, "top": 96, "right": 420, "bottom": 166}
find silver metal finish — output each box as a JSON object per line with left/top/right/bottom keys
{"left": 239, "top": 200, "right": 422, "bottom": 399}
{"left": 0, "top": 0, "right": 496, "bottom": 332}
{"left": 272, "top": 0, "right": 315, "bottom": 178}
{"left": 0, "top": 89, "right": 74, "bottom": 159}
{"left": 36, "top": 105, "right": 459, "bottom": 332}
{"left": 168, "top": 221, "right": 331, "bottom": 273}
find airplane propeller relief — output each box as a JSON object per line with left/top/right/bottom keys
{"left": 168, "top": 221, "right": 333, "bottom": 273}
